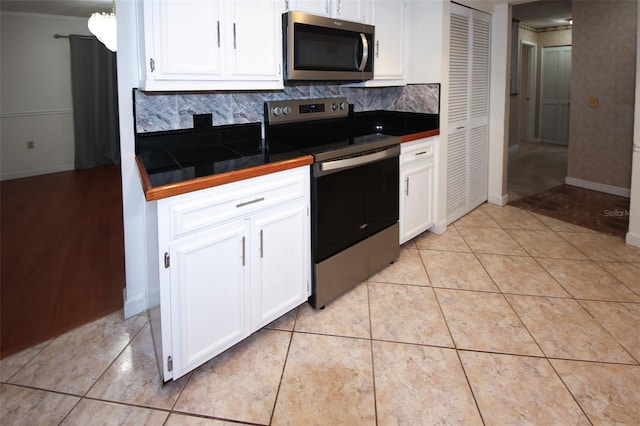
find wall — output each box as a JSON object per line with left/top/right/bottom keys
{"left": 0, "top": 12, "right": 91, "bottom": 180}
{"left": 134, "top": 84, "right": 440, "bottom": 133}
{"left": 567, "top": 0, "right": 637, "bottom": 192}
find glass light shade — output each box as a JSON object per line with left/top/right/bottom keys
{"left": 88, "top": 12, "right": 117, "bottom": 52}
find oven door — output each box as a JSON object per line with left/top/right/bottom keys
{"left": 312, "top": 145, "right": 399, "bottom": 263}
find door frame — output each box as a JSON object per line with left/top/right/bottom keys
{"left": 521, "top": 40, "right": 538, "bottom": 142}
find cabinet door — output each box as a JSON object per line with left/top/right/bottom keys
{"left": 289, "top": 0, "right": 332, "bottom": 16}
{"left": 335, "top": 0, "right": 369, "bottom": 22}
{"left": 228, "top": 1, "right": 283, "bottom": 80}
{"left": 372, "top": 0, "right": 404, "bottom": 81}
{"left": 169, "top": 220, "right": 250, "bottom": 379}
{"left": 289, "top": 0, "right": 368, "bottom": 22}
{"left": 250, "top": 201, "right": 309, "bottom": 329}
{"left": 148, "top": 0, "right": 224, "bottom": 81}
{"left": 400, "top": 161, "right": 433, "bottom": 244}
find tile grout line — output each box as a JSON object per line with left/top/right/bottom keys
{"left": 365, "top": 281, "right": 379, "bottom": 426}
{"left": 266, "top": 309, "right": 299, "bottom": 426}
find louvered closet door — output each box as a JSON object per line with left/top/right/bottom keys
{"left": 446, "top": 4, "right": 491, "bottom": 224}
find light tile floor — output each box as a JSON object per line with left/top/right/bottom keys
{"left": 2, "top": 204, "right": 640, "bottom": 425}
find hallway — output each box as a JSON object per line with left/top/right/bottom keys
{"left": 507, "top": 141, "right": 568, "bottom": 201}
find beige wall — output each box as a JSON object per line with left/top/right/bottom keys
{"left": 568, "top": 0, "right": 638, "bottom": 189}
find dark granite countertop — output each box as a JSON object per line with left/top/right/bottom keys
{"left": 135, "top": 111, "right": 439, "bottom": 201}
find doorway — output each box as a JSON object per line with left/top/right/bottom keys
{"left": 520, "top": 41, "right": 537, "bottom": 143}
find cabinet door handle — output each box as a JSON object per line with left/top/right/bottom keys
{"left": 233, "top": 23, "right": 237, "bottom": 50}
{"left": 242, "top": 236, "right": 246, "bottom": 266}
{"left": 236, "top": 197, "right": 264, "bottom": 208}
{"left": 259, "top": 230, "right": 264, "bottom": 258}
{"left": 217, "top": 21, "right": 221, "bottom": 48}
{"left": 415, "top": 151, "right": 428, "bottom": 156}
{"left": 405, "top": 177, "right": 409, "bottom": 196}
{"left": 376, "top": 40, "right": 379, "bottom": 58}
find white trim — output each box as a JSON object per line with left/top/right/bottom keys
{"left": 124, "top": 291, "right": 148, "bottom": 319}
{"left": 626, "top": 231, "right": 640, "bottom": 248}
{"left": 565, "top": 176, "right": 631, "bottom": 198}
{"left": 430, "top": 219, "right": 448, "bottom": 235}
{"left": 1, "top": 165, "right": 73, "bottom": 181}
{"left": 488, "top": 192, "right": 509, "bottom": 206}
{"left": 0, "top": 109, "right": 73, "bottom": 119}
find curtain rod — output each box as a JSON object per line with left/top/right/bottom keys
{"left": 54, "top": 34, "right": 94, "bottom": 39}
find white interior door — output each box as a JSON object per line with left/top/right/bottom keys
{"left": 540, "top": 46, "right": 571, "bottom": 145}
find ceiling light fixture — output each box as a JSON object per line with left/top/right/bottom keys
{"left": 88, "top": 1, "right": 117, "bottom": 52}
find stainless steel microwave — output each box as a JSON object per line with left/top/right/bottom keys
{"left": 283, "top": 11, "right": 374, "bottom": 82}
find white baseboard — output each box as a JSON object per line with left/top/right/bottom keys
{"left": 565, "top": 177, "right": 631, "bottom": 198}
{"left": 1, "top": 165, "right": 74, "bottom": 181}
{"left": 508, "top": 144, "right": 519, "bottom": 154}
{"left": 488, "top": 193, "right": 509, "bottom": 206}
{"left": 124, "top": 291, "right": 147, "bottom": 319}
{"left": 430, "top": 219, "right": 448, "bottom": 235}
{"left": 626, "top": 231, "right": 640, "bottom": 248}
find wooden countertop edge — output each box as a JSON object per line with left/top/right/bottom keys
{"left": 138, "top": 155, "right": 314, "bottom": 201}
{"left": 400, "top": 129, "right": 440, "bottom": 143}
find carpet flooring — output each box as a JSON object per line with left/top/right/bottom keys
{"left": 509, "top": 184, "right": 630, "bottom": 239}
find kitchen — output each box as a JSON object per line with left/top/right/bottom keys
{"left": 1, "top": 0, "right": 640, "bottom": 424}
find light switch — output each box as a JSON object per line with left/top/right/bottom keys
{"left": 589, "top": 97, "right": 599, "bottom": 108}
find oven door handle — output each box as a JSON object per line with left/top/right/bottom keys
{"left": 317, "top": 145, "right": 399, "bottom": 176}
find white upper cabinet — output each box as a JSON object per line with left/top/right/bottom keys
{"left": 404, "top": 0, "right": 444, "bottom": 84}
{"left": 372, "top": 0, "right": 404, "bottom": 82}
{"left": 139, "top": 0, "right": 285, "bottom": 91}
{"left": 288, "top": 0, "right": 371, "bottom": 23}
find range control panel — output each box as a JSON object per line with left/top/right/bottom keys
{"left": 265, "top": 97, "right": 350, "bottom": 125}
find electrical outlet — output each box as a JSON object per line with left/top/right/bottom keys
{"left": 27, "top": 141, "right": 35, "bottom": 150}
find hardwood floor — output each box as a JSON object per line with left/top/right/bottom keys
{"left": 1, "top": 165, "right": 125, "bottom": 358}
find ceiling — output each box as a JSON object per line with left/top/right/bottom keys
{"left": 512, "top": 0, "right": 572, "bottom": 29}
{"left": 0, "top": 0, "right": 112, "bottom": 17}
{"left": 0, "top": 0, "right": 572, "bottom": 29}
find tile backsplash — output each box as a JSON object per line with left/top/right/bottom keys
{"left": 134, "top": 83, "right": 440, "bottom": 133}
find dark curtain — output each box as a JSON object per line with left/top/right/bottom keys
{"left": 69, "top": 35, "right": 120, "bottom": 169}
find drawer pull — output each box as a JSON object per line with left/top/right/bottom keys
{"left": 236, "top": 197, "right": 265, "bottom": 208}
{"left": 415, "top": 151, "right": 428, "bottom": 156}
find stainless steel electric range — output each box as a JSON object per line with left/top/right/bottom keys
{"left": 264, "top": 97, "right": 400, "bottom": 308}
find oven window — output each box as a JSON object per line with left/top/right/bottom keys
{"left": 313, "top": 156, "right": 398, "bottom": 262}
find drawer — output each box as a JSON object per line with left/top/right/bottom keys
{"left": 401, "top": 137, "right": 436, "bottom": 165}
{"left": 160, "top": 166, "right": 309, "bottom": 240}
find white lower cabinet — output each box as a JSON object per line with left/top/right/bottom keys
{"left": 169, "top": 220, "right": 249, "bottom": 379}
{"left": 151, "top": 166, "right": 311, "bottom": 381}
{"left": 399, "top": 137, "right": 436, "bottom": 244}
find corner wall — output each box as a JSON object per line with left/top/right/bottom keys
{"left": 0, "top": 12, "right": 91, "bottom": 180}
{"left": 567, "top": 1, "right": 637, "bottom": 192}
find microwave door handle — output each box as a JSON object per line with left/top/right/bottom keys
{"left": 356, "top": 33, "right": 369, "bottom": 71}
